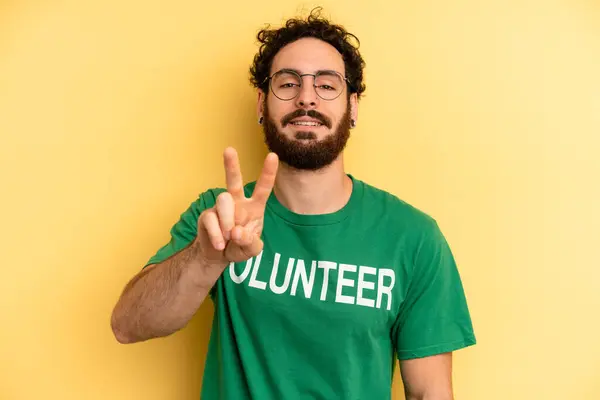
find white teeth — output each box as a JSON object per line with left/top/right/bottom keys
{"left": 291, "top": 121, "right": 321, "bottom": 126}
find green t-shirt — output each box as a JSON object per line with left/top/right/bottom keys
{"left": 146, "top": 175, "right": 476, "bottom": 399}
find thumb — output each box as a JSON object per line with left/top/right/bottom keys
{"left": 225, "top": 230, "right": 263, "bottom": 262}
{"left": 242, "top": 233, "right": 264, "bottom": 258}
{"left": 232, "top": 226, "right": 263, "bottom": 255}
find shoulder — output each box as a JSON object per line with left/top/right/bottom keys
{"left": 356, "top": 178, "right": 452, "bottom": 271}
{"left": 356, "top": 177, "right": 439, "bottom": 234}
{"left": 183, "top": 187, "right": 227, "bottom": 212}
{"left": 199, "top": 187, "right": 226, "bottom": 206}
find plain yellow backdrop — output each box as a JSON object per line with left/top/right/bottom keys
{"left": 1, "top": 0, "right": 599, "bottom": 399}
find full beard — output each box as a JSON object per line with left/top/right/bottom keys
{"left": 262, "top": 101, "right": 352, "bottom": 171}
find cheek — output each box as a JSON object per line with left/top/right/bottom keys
{"left": 328, "top": 102, "right": 349, "bottom": 126}
{"left": 266, "top": 100, "right": 289, "bottom": 122}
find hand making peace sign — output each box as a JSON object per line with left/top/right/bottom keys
{"left": 196, "top": 147, "right": 279, "bottom": 264}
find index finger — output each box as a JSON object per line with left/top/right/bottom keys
{"left": 251, "top": 152, "right": 279, "bottom": 205}
{"left": 223, "top": 147, "right": 244, "bottom": 199}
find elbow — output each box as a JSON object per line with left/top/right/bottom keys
{"left": 112, "top": 327, "right": 134, "bottom": 345}
{"left": 110, "top": 307, "right": 136, "bottom": 344}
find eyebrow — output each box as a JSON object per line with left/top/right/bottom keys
{"left": 277, "top": 68, "right": 343, "bottom": 76}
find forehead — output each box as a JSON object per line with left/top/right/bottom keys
{"left": 270, "top": 37, "right": 345, "bottom": 75}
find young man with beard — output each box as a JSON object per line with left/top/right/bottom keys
{"left": 110, "top": 9, "right": 476, "bottom": 400}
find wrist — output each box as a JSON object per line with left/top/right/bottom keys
{"left": 186, "top": 240, "right": 228, "bottom": 288}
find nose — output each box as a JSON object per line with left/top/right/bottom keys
{"left": 295, "top": 76, "right": 319, "bottom": 109}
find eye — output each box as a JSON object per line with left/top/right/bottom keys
{"left": 318, "top": 84, "right": 336, "bottom": 91}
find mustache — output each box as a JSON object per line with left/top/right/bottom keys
{"left": 281, "top": 109, "right": 332, "bottom": 129}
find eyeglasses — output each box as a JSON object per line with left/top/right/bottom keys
{"left": 262, "top": 69, "right": 351, "bottom": 101}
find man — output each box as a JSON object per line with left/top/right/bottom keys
{"left": 110, "top": 9, "right": 476, "bottom": 400}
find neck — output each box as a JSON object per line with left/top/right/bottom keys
{"left": 273, "top": 156, "right": 353, "bottom": 215}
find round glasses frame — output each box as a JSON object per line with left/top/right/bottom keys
{"left": 262, "top": 69, "right": 352, "bottom": 101}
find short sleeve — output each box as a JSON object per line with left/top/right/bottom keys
{"left": 145, "top": 195, "right": 206, "bottom": 267}
{"left": 144, "top": 189, "right": 225, "bottom": 299}
{"left": 393, "top": 220, "right": 476, "bottom": 360}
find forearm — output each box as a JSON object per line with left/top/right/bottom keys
{"left": 401, "top": 353, "right": 454, "bottom": 400}
{"left": 110, "top": 240, "right": 226, "bottom": 344}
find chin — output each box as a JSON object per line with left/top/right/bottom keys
{"left": 292, "top": 128, "right": 330, "bottom": 140}
{"left": 293, "top": 132, "right": 319, "bottom": 141}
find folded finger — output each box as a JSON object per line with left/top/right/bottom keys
{"left": 200, "top": 209, "right": 225, "bottom": 251}
{"left": 216, "top": 192, "right": 235, "bottom": 240}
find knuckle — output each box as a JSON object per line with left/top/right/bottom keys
{"left": 200, "top": 208, "right": 214, "bottom": 220}
{"left": 201, "top": 209, "right": 218, "bottom": 228}
{"left": 216, "top": 191, "right": 232, "bottom": 204}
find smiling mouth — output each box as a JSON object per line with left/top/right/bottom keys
{"left": 289, "top": 121, "right": 323, "bottom": 127}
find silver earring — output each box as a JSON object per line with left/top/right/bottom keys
{"left": 351, "top": 119, "right": 356, "bottom": 128}
{"left": 258, "top": 116, "right": 264, "bottom": 125}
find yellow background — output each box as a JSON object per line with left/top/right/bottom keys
{"left": 1, "top": 0, "right": 599, "bottom": 399}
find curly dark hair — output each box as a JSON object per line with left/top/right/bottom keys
{"left": 249, "top": 7, "right": 366, "bottom": 100}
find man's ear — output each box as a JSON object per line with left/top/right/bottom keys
{"left": 257, "top": 89, "right": 266, "bottom": 121}
{"left": 350, "top": 93, "right": 359, "bottom": 126}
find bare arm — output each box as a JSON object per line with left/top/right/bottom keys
{"left": 110, "top": 240, "right": 227, "bottom": 344}
{"left": 110, "top": 147, "right": 278, "bottom": 345}
{"left": 400, "top": 353, "right": 454, "bottom": 400}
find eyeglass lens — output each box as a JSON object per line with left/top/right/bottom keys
{"left": 271, "top": 71, "right": 344, "bottom": 100}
